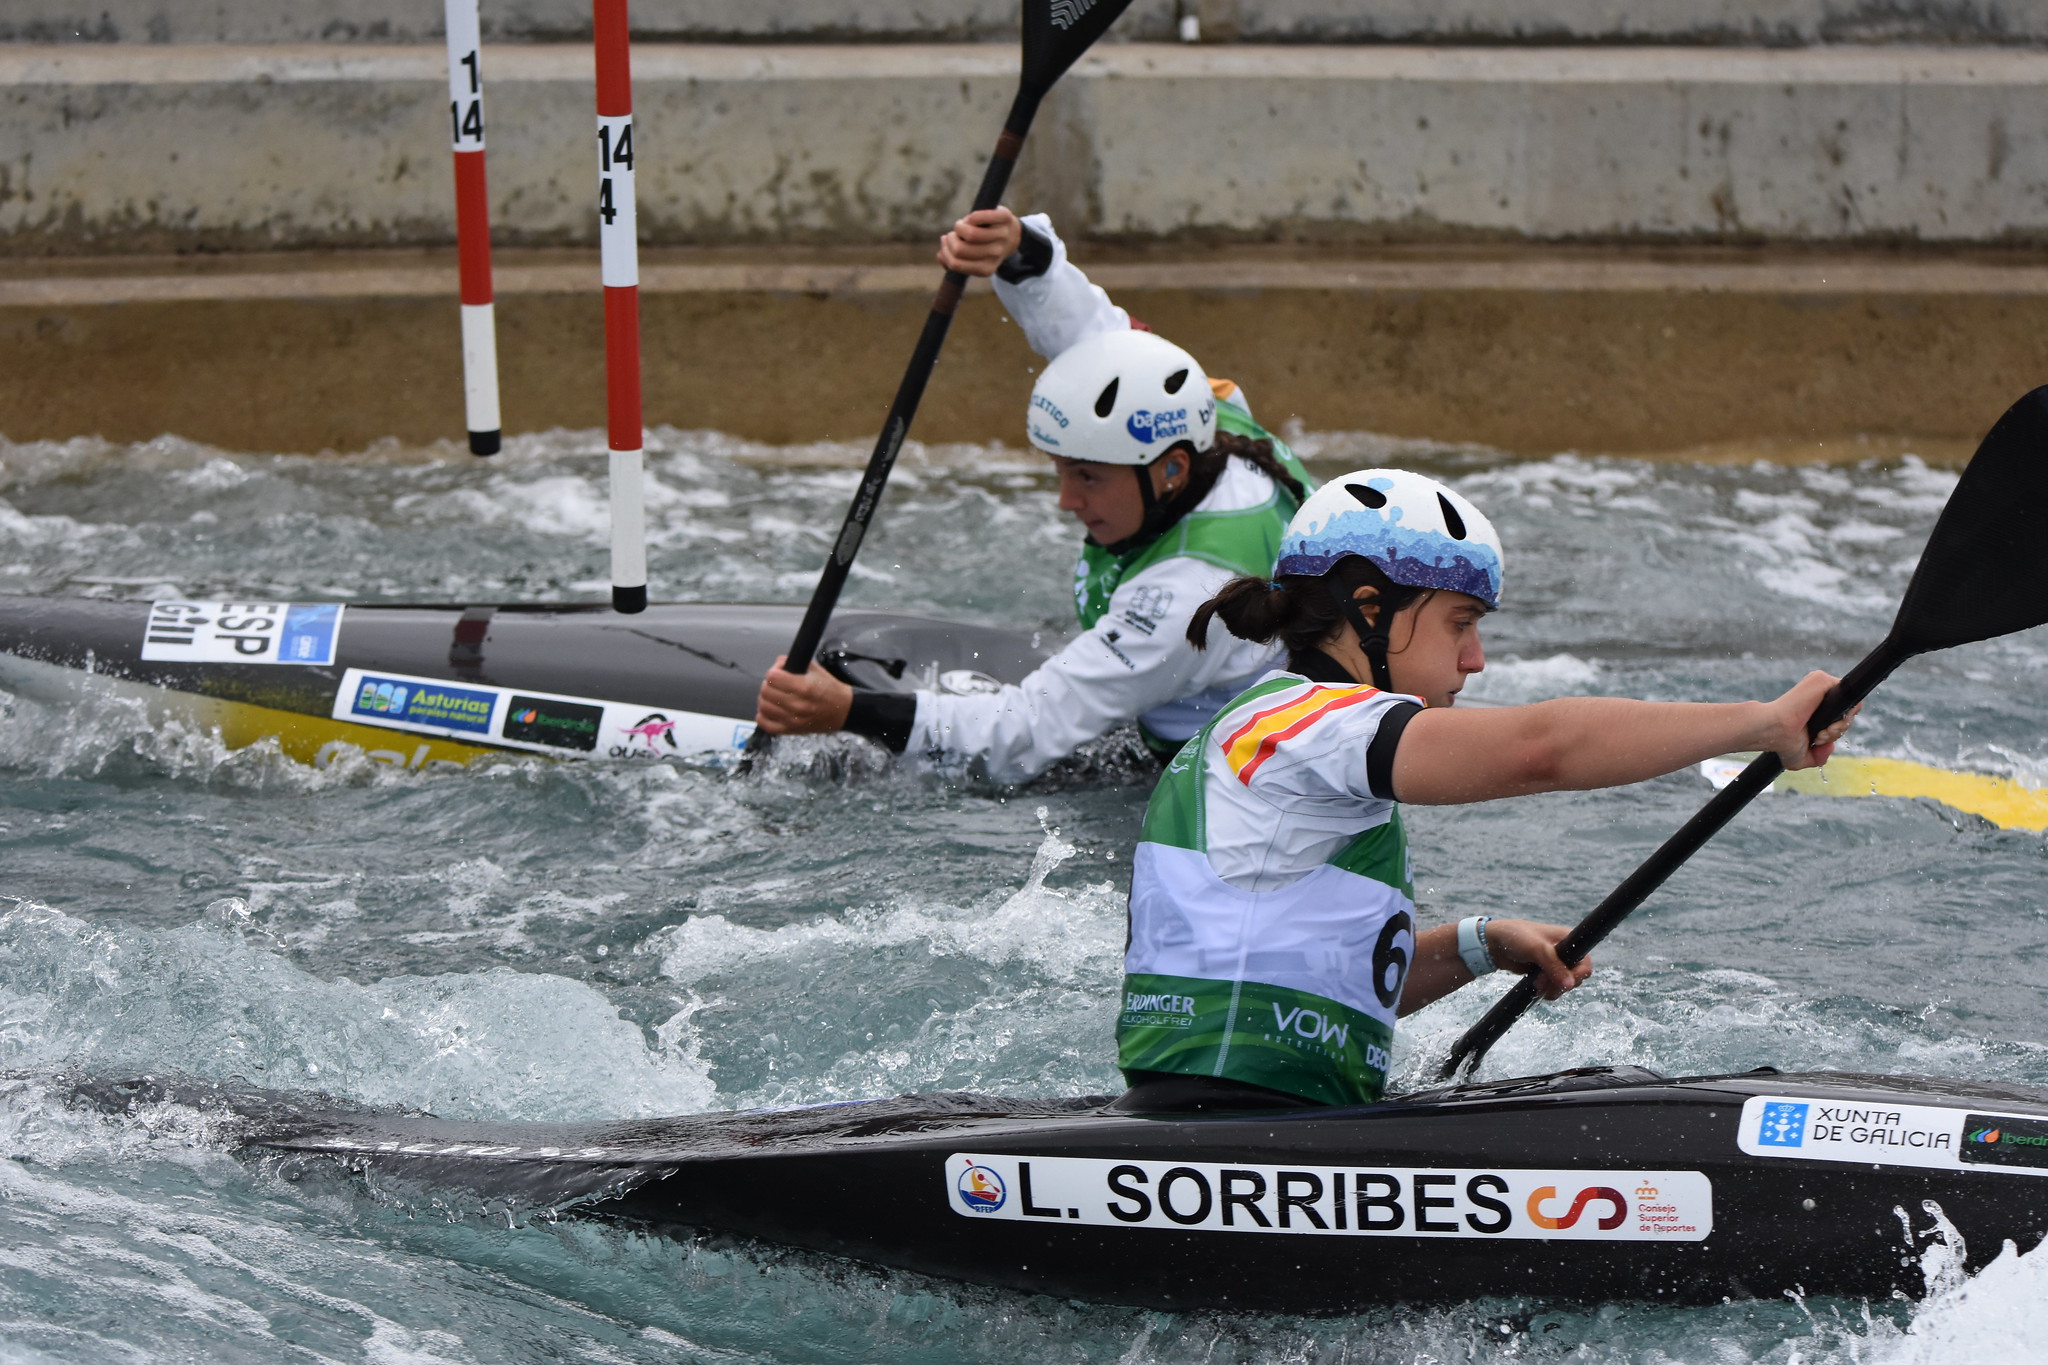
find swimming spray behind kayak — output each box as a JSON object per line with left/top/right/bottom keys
{"left": 24, "top": 1065, "right": 2048, "bottom": 1313}
{"left": 0, "top": 597, "right": 1048, "bottom": 770}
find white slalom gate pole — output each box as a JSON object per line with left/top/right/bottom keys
{"left": 443, "top": 0, "right": 501, "bottom": 455}
{"left": 593, "top": 0, "right": 646, "bottom": 614}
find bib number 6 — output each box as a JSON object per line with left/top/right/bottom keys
{"left": 1371, "top": 911, "right": 1414, "bottom": 1010}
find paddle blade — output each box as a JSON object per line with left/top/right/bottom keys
{"left": 1022, "top": 0, "right": 1136, "bottom": 92}
{"left": 1893, "top": 385, "right": 2048, "bottom": 653}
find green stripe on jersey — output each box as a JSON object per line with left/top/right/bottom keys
{"left": 1117, "top": 972, "right": 1396, "bottom": 1106}
{"left": 1328, "top": 809, "right": 1414, "bottom": 898}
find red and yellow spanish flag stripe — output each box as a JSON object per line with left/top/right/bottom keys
{"left": 1221, "top": 685, "right": 1378, "bottom": 783}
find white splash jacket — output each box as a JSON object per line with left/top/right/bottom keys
{"left": 908, "top": 452, "right": 1305, "bottom": 782}
{"left": 850, "top": 217, "right": 1311, "bottom": 783}
{"left": 990, "top": 212, "right": 1128, "bottom": 358}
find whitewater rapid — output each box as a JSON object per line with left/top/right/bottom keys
{"left": 2, "top": 426, "right": 2046, "bottom": 1361}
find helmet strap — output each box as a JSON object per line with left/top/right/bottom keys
{"left": 1095, "top": 447, "right": 1217, "bottom": 556}
{"left": 1341, "top": 595, "right": 1395, "bottom": 691}
{"left": 1133, "top": 460, "right": 1166, "bottom": 530}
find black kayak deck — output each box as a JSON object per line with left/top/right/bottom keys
{"left": 30, "top": 1065, "right": 2048, "bottom": 1312}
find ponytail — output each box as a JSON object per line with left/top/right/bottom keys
{"left": 1213, "top": 430, "right": 1308, "bottom": 508}
{"left": 1187, "top": 575, "right": 1295, "bottom": 653}
{"left": 1188, "top": 556, "right": 1427, "bottom": 659}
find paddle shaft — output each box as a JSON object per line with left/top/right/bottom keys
{"left": 738, "top": 91, "right": 1040, "bottom": 763}
{"left": 1436, "top": 639, "right": 1909, "bottom": 1081}
{"left": 790, "top": 97, "right": 1035, "bottom": 675}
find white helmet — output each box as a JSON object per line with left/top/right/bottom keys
{"left": 1026, "top": 330, "right": 1216, "bottom": 466}
{"left": 1277, "top": 468, "right": 1504, "bottom": 609}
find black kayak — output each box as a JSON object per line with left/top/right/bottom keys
{"left": 0, "top": 595, "right": 1047, "bottom": 769}
{"left": 37, "top": 1064, "right": 2048, "bottom": 1313}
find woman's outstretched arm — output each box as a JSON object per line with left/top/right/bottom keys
{"left": 1391, "top": 670, "right": 1856, "bottom": 806}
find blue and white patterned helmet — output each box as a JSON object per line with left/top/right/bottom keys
{"left": 1276, "top": 469, "right": 1504, "bottom": 609}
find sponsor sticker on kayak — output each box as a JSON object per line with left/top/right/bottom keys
{"left": 1960, "top": 1114, "right": 2048, "bottom": 1170}
{"left": 344, "top": 672, "right": 499, "bottom": 736}
{"left": 944, "top": 1154, "right": 1710, "bottom": 1240}
{"left": 331, "top": 669, "right": 756, "bottom": 757}
{"left": 1738, "top": 1096, "right": 2048, "bottom": 1176}
{"left": 503, "top": 695, "right": 604, "bottom": 752}
{"left": 142, "top": 600, "right": 343, "bottom": 665}
{"left": 602, "top": 708, "right": 755, "bottom": 760}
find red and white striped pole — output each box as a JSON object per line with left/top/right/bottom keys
{"left": 593, "top": 0, "right": 646, "bottom": 614}
{"left": 443, "top": 0, "right": 500, "bottom": 456}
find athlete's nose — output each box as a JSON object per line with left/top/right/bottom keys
{"left": 1464, "top": 629, "right": 1486, "bottom": 675}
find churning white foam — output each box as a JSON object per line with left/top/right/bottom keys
{"left": 1876, "top": 1233, "right": 2048, "bottom": 1363}
{"left": 0, "top": 897, "right": 713, "bottom": 1122}
{"left": 644, "top": 819, "right": 1122, "bottom": 992}
{"left": 641, "top": 817, "right": 1127, "bottom": 1104}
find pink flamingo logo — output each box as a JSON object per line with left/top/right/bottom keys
{"left": 620, "top": 713, "right": 678, "bottom": 751}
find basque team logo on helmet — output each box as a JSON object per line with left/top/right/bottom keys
{"left": 1026, "top": 330, "right": 1217, "bottom": 466}
{"left": 1276, "top": 469, "right": 1504, "bottom": 609}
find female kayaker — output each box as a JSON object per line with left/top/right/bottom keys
{"left": 755, "top": 219, "right": 1312, "bottom": 783}
{"left": 1116, "top": 469, "right": 1857, "bottom": 1110}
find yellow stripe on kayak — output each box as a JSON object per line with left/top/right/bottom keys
{"left": 0, "top": 650, "right": 503, "bottom": 770}
{"left": 1777, "top": 755, "right": 2048, "bottom": 832}
{"left": 1705, "top": 753, "right": 2048, "bottom": 831}
{"left": 182, "top": 692, "right": 500, "bottom": 770}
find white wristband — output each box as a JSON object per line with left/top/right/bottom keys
{"left": 1457, "top": 916, "right": 1497, "bottom": 977}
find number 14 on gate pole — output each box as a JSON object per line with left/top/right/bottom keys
{"left": 443, "top": 0, "right": 500, "bottom": 456}
{"left": 594, "top": 0, "right": 647, "bottom": 614}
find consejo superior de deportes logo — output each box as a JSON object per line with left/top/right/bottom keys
{"left": 1525, "top": 1185, "right": 1628, "bottom": 1231}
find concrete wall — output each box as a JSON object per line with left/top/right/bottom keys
{"left": 1222, "top": 1, "right": 2048, "bottom": 45}
{"left": 0, "top": 1, "right": 1104, "bottom": 45}
{"left": 5, "top": 44, "right": 2048, "bottom": 254}
{"left": 4, "top": 0, "right": 2043, "bottom": 46}
{"left": 5, "top": 250, "right": 2044, "bottom": 455}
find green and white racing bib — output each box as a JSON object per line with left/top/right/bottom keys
{"left": 1118, "top": 674, "right": 1421, "bottom": 1105}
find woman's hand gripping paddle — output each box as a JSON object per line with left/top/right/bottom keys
{"left": 1438, "top": 385, "right": 2048, "bottom": 1083}
{"left": 737, "top": 0, "right": 1134, "bottom": 773}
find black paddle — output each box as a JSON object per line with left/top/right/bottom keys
{"left": 1438, "top": 385, "right": 2048, "bottom": 1082}
{"left": 739, "top": 0, "right": 1134, "bottom": 772}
